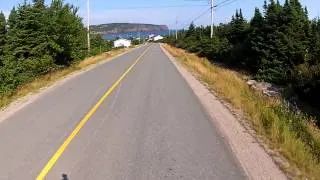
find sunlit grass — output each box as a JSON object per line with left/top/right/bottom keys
{"left": 164, "top": 44, "right": 320, "bottom": 179}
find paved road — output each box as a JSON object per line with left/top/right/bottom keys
{"left": 0, "top": 44, "right": 246, "bottom": 179}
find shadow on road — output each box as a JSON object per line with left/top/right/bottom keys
{"left": 62, "top": 174, "right": 69, "bottom": 180}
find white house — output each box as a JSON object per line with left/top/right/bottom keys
{"left": 153, "top": 35, "right": 164, "bottom": 41}
{"left": 148, "top": 34, "right": 155, "bottom": 39}
{"left": 114, "top": 39, "right": 132, "bottom": 48}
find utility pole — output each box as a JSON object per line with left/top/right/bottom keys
{"left": 87, "top": 0, "right": 91, "bottom": 53}
{"left": 139, "top": 24, "right": 141, "bottom": 44}
{"left": 210, "top": 0, "right": 214, "bottom": 38}
{"left": 175, "top": 19, "right": 178, "bottom": 40}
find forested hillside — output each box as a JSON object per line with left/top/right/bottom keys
{"left": 0, "top": 0, "right": 111, "bottom": 98}
{"left": 166, "top": 0, "right": 320, "bottom": 121}
{"left": 90, "top": 23, "right": 168, "bottom": 34}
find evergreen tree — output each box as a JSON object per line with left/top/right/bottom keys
{"left": 47, "top": 0, "right": 87, "bottom": 65}
{"left": 0, "top": 0, "right": 87, "bottom": 95}
{"left": 165, "top": 0, "right": 320, "bottom": 110}
{"left": 7, "top": 7, "right": 17, "bottom": 28}
{"left": 184, "top": 22, "right": 201, "bottom": 52}
{"left": 255, "top": 0, "right": 288, "bottom": 83}
{"left": 227, "top": 9, "right": 248, "bottom": 65}
{"left": 5, "top": 1, "right": 49, "bottom": 59}
{"left": 229, "top": 9, "right": 247, "bottom": 44}
{"left": 309, "top": 19, "right": 320, "bottom": 64}
{"left": 281, "top": 0, "right": 309, "bottom": 65}
{"left": 246, "top": 8, "right": 265, "bottom": 72}
{"left": 0, "top": 11, "right": 6, "bottom": 65}
{"left": 186, "top": 22, "right": 196, "bottom": 38}
{"left": 293, "top": 18, "right": 320, "bottom": 108}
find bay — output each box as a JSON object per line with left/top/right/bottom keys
{"left": 102, "top": 30, "right": 170, "bottom": 40}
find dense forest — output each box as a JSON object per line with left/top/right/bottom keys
{"left": 0, "top": 0, "right": 111, "bottom": 98}
{"left": 166, "top": 0, "right": 320, "bottom": 118}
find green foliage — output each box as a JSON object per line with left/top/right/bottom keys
{"left": 0, "top": 11, "right": 5, "bottom": 54}
{"left": 292, "top": 19, "right": 320, "bottom": 110}
{"left": 246, "top": 8, "right": 265, "bottom": 72}
{"left": 166, "top": 0, "right": 320, "bottom": 121}
{"left": 0, "top": 11, "right": 6, "bottom": 67}
{"left": 0, "top": 0, "right": 111, "bottom": 97}
{"left": 90, "top": 34, "right": 112, "bottom": 55}
{"left": 47, "top": 0, "right": 87, "bottom": 65}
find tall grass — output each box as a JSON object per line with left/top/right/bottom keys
{"left": 0, "top": 48, "right": 128, "bottom": 109}
{"left": 164, "top": 44, "right": 320, "bottom": 179}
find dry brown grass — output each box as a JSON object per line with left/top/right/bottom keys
{"left": 163, "top": 44, "right": 320, "bottom": 179}
{"left": 0, "top": 48, "right": 129, "bottom": 109}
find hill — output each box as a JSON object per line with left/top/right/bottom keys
{"left": 90, "top": 23, "right": 168, "bottom": 34}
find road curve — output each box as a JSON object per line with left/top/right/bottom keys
{"left": 0, "top": 44, "right": 246, "bottom": 179}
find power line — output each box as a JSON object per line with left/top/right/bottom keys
{"left": 181, "top": 8, "right": 211, "bottom": 29}
{"left": 215, "top": 0, "right": 238, "bottom": 10}
{"left": 104, "top": 4, "right": 208, "bottom": 10}
{"left": 167, "top": 8, "right": 210, "bottom": 39}
{"left": 173, "top": 0, "right": 240, "bottom": 31}
{"left": 214, "top": 0, "right": 233, "bottom": 7}
{"left": 178, "top": 0, "right": 238, "bottom": 38}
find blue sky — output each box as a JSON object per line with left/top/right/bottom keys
{"left": 0, "top": 0, "right": 319, "bottom": 28}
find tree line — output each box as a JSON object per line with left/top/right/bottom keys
{"left": 166, "top": 0, "right": 320, "bottom": 113}
{"left": 0, "top": 0, "right": 111, "bottom": 97}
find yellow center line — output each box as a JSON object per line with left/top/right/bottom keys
{"left": 36, "top": 45, "right": 152, "bottom": 180}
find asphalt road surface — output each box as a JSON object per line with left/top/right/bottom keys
{"left": 0, "top": 44, "right": 247, "bottom": 180}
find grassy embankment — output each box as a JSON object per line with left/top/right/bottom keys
{"left": 163, "top": 44, "right": 320, "bottom": 179}
{"left": 0, "top": 48, "right": 131, "bottom": 109}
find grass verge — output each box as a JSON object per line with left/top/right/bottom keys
{"left": 0, "top": 47, "right": 130, "bottom": 110}
{"left": 163, "top": 44, "right": 320, "bottom": 179}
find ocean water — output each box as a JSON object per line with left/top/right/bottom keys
{"left": 102, "top": 30, "right": 170, "bottom": 40}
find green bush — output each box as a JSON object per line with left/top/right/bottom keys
{"left": 0, "top": 0, "right": 99, "bottom": 98}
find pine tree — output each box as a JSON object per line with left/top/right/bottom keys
{"left": 0, "top": 11, "right": 6, "bottom": 64}
{"left": 0, "top": 0, "right": 87, "bottom": 95}
{"left": 47, "top": 0, "right": 87, "bottom": 64}
{"left": 255, "top": 0, "right": 288, "bottom": 83}
{"left": 165, "top": 0, "right": 320, "bottom": 110}
{"left": 227, "top": 9, "right": 248, "bottom": 65}
{"left": 281, "top": 0, "right": 309, "bottom": 64}
{"left": 309, "top": 19, "right": 320, "bottom": 64}
{"left": 5, "top": 1, "right": 48, "bottom": 59}
{"left": 246, "top": 8, "right": 265, "bottom": 72}
{"left": 184, "top": 22, "right": 201, "bottom": 52}
{"left": 292, "top": 18, "right": 320, "bottom": 108}
{"left": 186, "top": 22, "right": 196, "bottom": 38}
{"left": 7, "top": 7, "right": 17, "bottom": 29}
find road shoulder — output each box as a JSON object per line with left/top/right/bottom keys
{"left": 160, "top": 44, "right": 287, "bottom": 180}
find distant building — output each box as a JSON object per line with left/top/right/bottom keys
{"left": 114, "top": 39, "right": 131, "bottom": 48}
{"left": 148, "top": 34, "right": 155, "bottom": 39}
{"left": 153, "top": 35, "right": 164, "bottom": 41}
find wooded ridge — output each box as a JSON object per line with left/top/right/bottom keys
{"left": 90, "top": 23, "right": 168, "bottom": 34}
